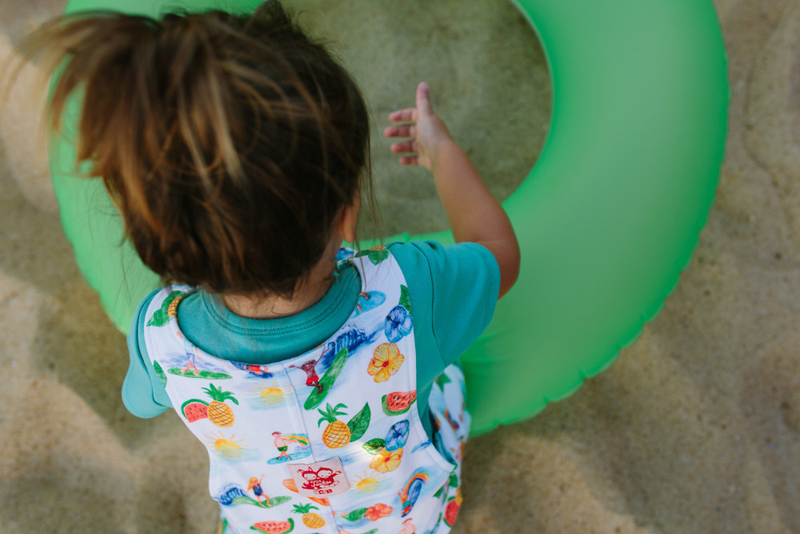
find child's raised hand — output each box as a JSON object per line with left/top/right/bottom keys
{"left": 384, "top": 82, "right": 453, "bottom": 173}
{"left": 385, "top": 83, "right": 520, "bottom": 299}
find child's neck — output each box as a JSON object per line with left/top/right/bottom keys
{"left": 221, "top": 250, "right": 338, "bottom": 320}
{"left": 222, "top": 280, "right": 333, "bottom": 319}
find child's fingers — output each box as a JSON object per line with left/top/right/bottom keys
{"left": 383, "top": 124, "right": 416, "bottom": 138}
{"left": 390, "top": 140, "right": 417, "bottom": 154}
{"left": 388, "top": 108, "right": 417, "bottom": 123}
{"left": 415, "top": 82, "right": 433, "bottom": 116}
{"left": 398, "top": 155, "right": 419, "bottom": 166}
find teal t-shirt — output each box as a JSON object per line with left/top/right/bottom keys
{"left": 123, "top": 241, "right": 500, "bottom": 438}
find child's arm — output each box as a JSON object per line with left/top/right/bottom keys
{"left": 385, "top": 83, "right": 520, "bottom": 298}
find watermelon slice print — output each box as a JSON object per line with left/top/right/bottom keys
{"left": 445, "top": 496, "right": 461, "bottom": 526}
{"left": 182, "top": 400, "right": 209, "bottom": 422}
{"left": 382, "top": 390, "right": 416, "bottom": 416}
{"left": 251, "top": 518, "right": 294, "bottom": 533}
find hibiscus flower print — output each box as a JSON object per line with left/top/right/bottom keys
{"left": 369, "top": 447, "right": 403, "bottom": 473}
{"left": 364, "top": 503, "right": 393, "bottom": 521}
{"left": 368, "top": 343, "right": 405, "bottom": 383}
{"left": 385, "top": 305, "right": 412, "bottom": 342}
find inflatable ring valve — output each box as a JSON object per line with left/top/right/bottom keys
{"left": 48, "top": 0, "right": 729, "bottom": 435}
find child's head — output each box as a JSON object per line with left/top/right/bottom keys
{"left": 21, "top": 0, "right": 372, "bottom": 298}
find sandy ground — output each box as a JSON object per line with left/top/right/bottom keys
{"left": 0, "top": 0, "right": 798, "bottom": 532}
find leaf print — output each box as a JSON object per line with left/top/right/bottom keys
{"left": 435, "top": 372, "right": 452, "bottom": 392}
{"left": 355, "top": 246, "right": 389, "bottom": 265}
{"left": 363, "top": 439, "right": 386, "bottom": 455}
{"left": 148, "top": 309, "right": 168, "bottom": 328}
{"left": 153, "top": 360, "right": 167, "bottom": 388}
{"left": 346, "top": 403, "right": 371, "bottom": 441}
{"left": 399, "top": 284, "right": 413, "bottom": 316}
{"left": 449, "top": 471, "right": 459, "bottom": 488}
{"left": 339, "top": 507, "right": 368, "bottom": 522}
{"left": 147, "top": 290, "right": 185, "bottom": 327}
{"left": 367, "top": 343, "right": 405, "bottom": 383}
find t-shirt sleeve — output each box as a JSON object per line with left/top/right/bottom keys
{"left": 121, "top": 289, "right": 172, "bottom": 418}
{"left": 390, "top": 240, "right": 501, "bottom": 366}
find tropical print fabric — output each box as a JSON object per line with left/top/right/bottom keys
{"left": 142, "top": 247, "right": 469, "bottom": 534}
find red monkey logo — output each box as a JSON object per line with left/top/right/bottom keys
{"left": 297, "top": 466, "right": 340, "bottom": 491}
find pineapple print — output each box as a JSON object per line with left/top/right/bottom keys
{"left": 317, "top": 403, "right": 351, "bottom": 449}
{"left": 204, "top": 384, "right": 239, "bottom": 427}
{"left": 292, "top": 503, "right": 325, "bottom": 528}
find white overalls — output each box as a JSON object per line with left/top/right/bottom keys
{"left": 143, "top": 248, "right": 469, "bottom": 534}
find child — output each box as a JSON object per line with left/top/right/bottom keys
{"left": 20, "top": 1, "right": 519, "bottom": 532}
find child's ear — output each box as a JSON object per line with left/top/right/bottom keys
{"left": 338, "top": 193, "right": 360, "bottom": 244}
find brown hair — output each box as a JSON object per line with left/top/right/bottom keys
{"left": 15, "top": 0, "right": 373, "bottom": 298}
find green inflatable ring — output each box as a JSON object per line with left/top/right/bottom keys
{"left": 49, "top": 0, "right": 729, "bottom": 435}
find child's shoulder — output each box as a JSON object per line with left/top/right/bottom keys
{"left": 342, "top": 240, "right": 499, "bottom": 314}
{"left": 341, "top": 240, "right": 495, "bottom": 272}
{"left": 387, "top": 240, "right": 500, "bottom": 319}
{"left": 386, "top": 240, "right": 501, "bottom": 364}
{"left": 386, "top": 240, "right": 499, "bottom": 282}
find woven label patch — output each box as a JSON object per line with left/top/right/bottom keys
{"left": 288, "top": 457, "right": 350, "bottom": 497}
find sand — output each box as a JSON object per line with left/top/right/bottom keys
{"left": 0, "top": 0, "right": 798, "bottom": 532}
